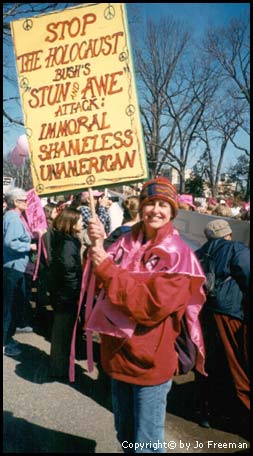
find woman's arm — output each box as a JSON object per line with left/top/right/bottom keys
{"left": 4, "top": 216, "right": 32, "bottom": 252}
{"left": 95, "top": 257, "right": 191, "bottom": 326}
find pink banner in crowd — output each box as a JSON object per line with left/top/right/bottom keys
{"left": 25, "top": 188, "right": 47, "bottom": 234}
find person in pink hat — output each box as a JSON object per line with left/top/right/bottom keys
{"left": 178, "top": 194, "right": 196, "bottom": 211}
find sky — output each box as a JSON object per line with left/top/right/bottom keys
{"left": 135, "top": 3, "right": 248, "bottom": 30}
{"left": 3, "top": 2, "right": 250, "bottom": 171}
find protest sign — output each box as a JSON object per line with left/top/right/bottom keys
{"left": 25, "top": 188, "right": 48, "bottom": 233}
{"left": 11, "top": 3, "right": 148, "bottom": 196}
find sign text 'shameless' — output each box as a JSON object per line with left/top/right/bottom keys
{"left": 11, "top": 4, "right": 148, "bottom": 195}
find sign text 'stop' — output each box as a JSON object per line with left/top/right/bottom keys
{"left": 11, "top": 3, "right": 148, "bottom": 196}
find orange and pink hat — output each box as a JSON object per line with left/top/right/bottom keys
{"left": 139, "top": 177, "right": 178, "bottom": 218}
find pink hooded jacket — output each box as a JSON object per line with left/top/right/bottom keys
{"left": 70, "top": 221, "right": 206, "bottom": 384}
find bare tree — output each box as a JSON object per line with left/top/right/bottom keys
{"left": 226, "top": 130, "right": 250, "bottom": 201}
{"left": 196, "top": 100, "right": 244, "bottom": 197}
{"left": 134, "top": 17, "right": 191, "bottom": 178}
{"left": 204, "top": 14, "right": 250, "bottom": 105}
{"left": 134, "top": 19, "right": 221, "bottom": 192}
{"left": 200, "top": 14, "right": 250, "bottom": 197}
{"left": 157, "top": 62, "right": 219, "bottom": 192}
{"left": 227, "top": 154, "right": 250, "bottom": 200}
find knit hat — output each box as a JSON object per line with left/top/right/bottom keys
{"left": 204, "top": 219, "right": 232, "bottom": 239}
{"left": 139, "top": 177, "right": 178, "bottom": 218}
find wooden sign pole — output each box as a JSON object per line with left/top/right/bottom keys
{"left": 88, "top": 188, "right": 99, "bottom": 247}
{"left": 88, "top": 187, "right": 96, "bottom": 218}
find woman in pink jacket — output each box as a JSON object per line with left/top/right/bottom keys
{"left": 87, "top": 177, "right": 206, "bottom": 453}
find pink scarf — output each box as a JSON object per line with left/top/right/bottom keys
{"left": 69, "top": 222, "right": 206, "bottom": 381}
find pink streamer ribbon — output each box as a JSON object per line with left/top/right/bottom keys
{"left": 69, "top": 255, "right": 95, "bottom": 382}
{"left": 32, "top": 234, "right": 41, "bottom": 281}
{"left": 32, "top": 235, "right": 48, "bottom": 281}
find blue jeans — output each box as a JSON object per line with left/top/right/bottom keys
{"left": 111, "top": 378, "right": 172, "bottom": 453}
{"left": 3, "top": 268, "right": 30, "bottom": 346}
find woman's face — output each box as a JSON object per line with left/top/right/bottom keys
{"left": 142, "top": 199, "right": 172, "bottom": 239}
{"left": 14, "top": 196, "right": 28, "bottom": 212}
{"left": 51, "top": 207, "right": 58, "bottom": 220}
{"left": 73, "top": 214, "right": 83, "bottom": 233}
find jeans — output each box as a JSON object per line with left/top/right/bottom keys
{"left": 3, "top": 268, "right": 29, "bottom": 346}
{"left": 111, "top": 378, "right": 172, "bottom": 453}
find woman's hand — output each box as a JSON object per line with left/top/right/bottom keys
{"left": 88, "top": 216, "right": 106, "bottom": 246}
{"left": 88, "top": 217, "right": 108, "bottom": 266}
{"left": 89, "top": 245, "right": 108, "bottom": 267}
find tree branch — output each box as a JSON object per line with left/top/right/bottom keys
{"left": 3, "top": 108, "right": 24, "bottom": 126}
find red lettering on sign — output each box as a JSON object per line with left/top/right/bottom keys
{"left": 45, "top": 14, "right": 97, "bottom": 43}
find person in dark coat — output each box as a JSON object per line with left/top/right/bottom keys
{"left": 36, "top": 203, "right": 58, "bottom": 314}
{"left": 195, "top": 219, "right": 250, "bottom": 434}
{"left": 49, "top": 207, "right": 83, "bottom": 380}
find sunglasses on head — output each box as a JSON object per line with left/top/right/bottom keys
{"left": 17, "top": 198, "right": 28, "bottom": 202}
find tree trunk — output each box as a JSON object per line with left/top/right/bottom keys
{"left": 245, "top": 162, "right": 250, "bottom": 201}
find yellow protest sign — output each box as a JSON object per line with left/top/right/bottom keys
{"left": 11, "top": 3, "right": 148, "bottom": 195}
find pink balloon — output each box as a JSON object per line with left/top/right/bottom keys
{"left": 16, "top": 134, "right": 30, "bottom": 157}
{"left": 9, "top": 148, "right": 25, "bottom": 167}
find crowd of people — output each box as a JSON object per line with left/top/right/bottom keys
{"left": 3, "top": 180, "right": 250, "bottom": 451}
{"left": 177, "top": 194, "right": 250, "bottom": 221}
